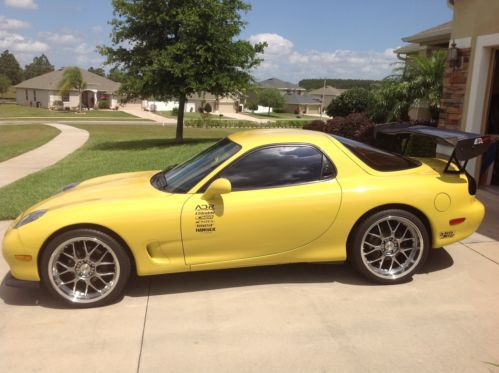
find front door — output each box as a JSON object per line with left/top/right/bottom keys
{"left": 181, "top": 144, "right": 342, "bottom": 265}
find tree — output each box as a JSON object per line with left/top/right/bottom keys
{"left": 257, "top": 88, "right": 285, "bottom": 115}
{"left": 107, "top": 66, "right": 126, "bottom": 82}
{"left": 100, "top": 0, "right": 266, "bottom": 143}
{"left": 24, "top": 54, "right": 54, "bottom": 80}
{"left": 88, "top": 67, "right": 106, "bottom": 77}
{"left": 0, "top": 50, "right": 23, "bottom": 85}
{"left": 368, "top": 50, "right": 447, "bottom": 122}
{"left": 0, "top": 74, "right": 11, "bottom": 94}
{"left": 57, "top": 67, "right": 87, "bottom": 112}
{"left": 326, "top": 87, "right": 370, "bottom": 117}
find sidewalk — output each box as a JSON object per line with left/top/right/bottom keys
{"left": 0, "top": 123, "right": 89, "bottom": 188}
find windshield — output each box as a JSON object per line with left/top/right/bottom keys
{"left": 333, "top": 135, "right": 421, "bottom": 171}
{"left": 152, "top": 138, "right": 241, "bottom": 193}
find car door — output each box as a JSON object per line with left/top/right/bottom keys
{"left": 181, "top": 144, "right": 342, "bottom": 265}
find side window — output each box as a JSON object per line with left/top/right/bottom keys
{"left": 216, "top": 145, "right": 334, "bottom": 191}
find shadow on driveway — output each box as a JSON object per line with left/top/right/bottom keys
{"left": 0, "top": 248, "right": 454, "bottom": 309}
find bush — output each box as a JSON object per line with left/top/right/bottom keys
{"left": 184, "top": 119, "right": 305, "bottom": 129}
{"left": 246, "top": 102, "right": 258, "bottom": 111}
{"left": 326, "top": 87, "right": 370, "bottom": 117}
{"left": 204, "top": 103, "right": 212, "bottom": 113}
{"left": 98, "top": 99, "right": 110, "bottom": 109}
{"left": 324, "top": 113, "right": 374, "bottom": 144}
{"left": 303, "top": 120, "right": 326, "bottom": 132}
{"left": 171, "top": 107, "right": 179, "bottom": 116}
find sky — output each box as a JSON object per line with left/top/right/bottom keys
{"left": 0, "top": 0, "right": 453, "bottom": 83}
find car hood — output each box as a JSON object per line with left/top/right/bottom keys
{"left": 24, "top": 170, "right": 169, "bottom": 214}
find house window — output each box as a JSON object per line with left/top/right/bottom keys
{"left": 25, "top": 89, "right": 28, "bottom": 100}
{"left": 62, "top": 92, "right": 70, "bottom": 102}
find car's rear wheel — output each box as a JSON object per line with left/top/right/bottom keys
{"left": 40, "top": 229, "right": 131, "bottom": 308}
{"left": 349, "top": 209, "right": 430, "bottom": 284}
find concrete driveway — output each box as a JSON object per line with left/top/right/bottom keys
{"left": 0, "top": 220, "right": 498, "bottom": 372}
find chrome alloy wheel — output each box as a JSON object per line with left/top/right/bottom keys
{"left": 360, "top": 216, "right": 424, "bottom": 280}
{"left": 47, "top": 237, "right": 120, "bottom": 304}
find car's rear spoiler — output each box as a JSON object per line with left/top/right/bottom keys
{"left": 374, "top": 123, "right": 492, "bottom": 174}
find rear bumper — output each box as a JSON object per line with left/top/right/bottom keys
{"left": 3, "top": 271, "right": 40, "bottom": 288}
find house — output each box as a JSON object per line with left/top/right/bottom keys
{"left": 396, "top": 0, "right": 499, "bottom": 187}
{"left": 256, "top": 78, "right": 322, "bottom": 114}
{"left": 142, "top": 92, "right": 240, "bottom": 114}
{"left": 309, "top": 85, "right": 347, "bottom": 110}
{"left": 15, "top": 68, "right": 120, "bottom": 109}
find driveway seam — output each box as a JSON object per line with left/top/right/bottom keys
{"left": 136, "top": 278, "right": 151, "bottom": 373}
{"left": 462, "top": 243, "right": 499, "bottom": 266}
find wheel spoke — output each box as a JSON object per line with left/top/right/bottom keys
{"left": 361, "top": 215, "right": 424, "bottom": 280}
{"left": 48, "top": 237, "right": 120, "bottom": 303}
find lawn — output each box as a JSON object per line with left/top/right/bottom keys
{"left": 158, "top": 111, "right": 233, "bottom": 120}
{"left": 245, "top": 112, "right": 320, "bottom": 121}
{"left": 0, "top": 124, "right": 239, "bottom": 219}
{"left": 0, "top": 104, "right": 140, "bottom": 120}
{"left": 0, "top": 124, "right": 60, "bottom": 162}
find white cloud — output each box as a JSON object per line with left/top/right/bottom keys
{"left": 0, "top": 16, "right": 31, "bottom": 30}
{"left": 0, "top": 30, "right": 48, "bottom": 53}
{"left": 248, "top": 33, "right": 398, "bottom": 82}
{"left": 4, "top": 0, "right": 38, "bottom": 10}
{"left": 39, "top": 31, "right": 83, "bottom": 45}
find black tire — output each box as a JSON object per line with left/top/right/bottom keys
{"left": 40, "top": 228, "right": 131, "bottom": 308}
{"left": 349, "top": 209, "right": 430, "bottom": 284}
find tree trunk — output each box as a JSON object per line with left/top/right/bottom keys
{"left": 78, "top": 87, "right": 82, "bottom": 112}
{"left": 176, "top": 96, "right": 186, "bottom": 144}
{"left": 268, "top": 106, "right": 270, "bottom": 116}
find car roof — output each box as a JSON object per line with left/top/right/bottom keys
{"left": 227, "top": 129, "right": 330, "bottom": 148}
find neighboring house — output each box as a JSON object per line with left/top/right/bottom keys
{"left": 256, "top": 78, "right": 321, "bottom": 114}
{"left": 309, "top": 85, "right": 347, "bottom": 110}
{"left": 143, "top": 92, "right": 239, "bottom": 114}
{"left": 396, "top": 0, "right": 499, "bottom": 187}
{"left": 15, "top": 68, "right": 120, "bottom": 109}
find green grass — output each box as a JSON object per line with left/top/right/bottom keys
{"left": 0, "top": 104, "right": 139, "bottom": 119}
{"left": 246, "top": 112, "right": 319, "bottom": 121}
{"left": 0, "top": 124, "right": 239, "bottom": 219}
{"left": 158, "top": 111, "right": 233, "bottom": 120}
{"left": 0, "top": 124, "right": 61, "bottom": 162}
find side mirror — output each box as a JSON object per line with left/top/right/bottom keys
{"left": 202, "top": 178, "right": 232, "bottom": 200}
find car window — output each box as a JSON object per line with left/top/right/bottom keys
{"left": 155, "top": 138, "right": 241, "bottom": 193}
{"left": 333, "top": 135, "right": 421, "bottom": 171}
{"left": 214, "top": 145, "right": 334, "bottom": 191}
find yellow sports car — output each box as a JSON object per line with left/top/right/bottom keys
{"left": 2, "top": 126, "right": 490, "bottom": 307}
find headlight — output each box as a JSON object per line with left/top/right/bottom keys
{"left": 14, "top": 210, "right": 47, "bottom": 229}
{"left": 59, "top": 182, "right": 80, "bottom": 193}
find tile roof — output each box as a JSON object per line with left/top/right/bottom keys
{"left": 309, "top": 86, "right": 347, "bottom": 96}
{"left": 285, "top": 93, "right": 320, "bottom": 105}
{"left": 402, "top": 21, "right": 452, "bottom": 44}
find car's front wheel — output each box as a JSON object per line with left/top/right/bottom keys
{"left": 40, "top": 229, "right": 131, "bottom": 307}
{"left": 349, "top": 209, "right": 430, "bottom": 284}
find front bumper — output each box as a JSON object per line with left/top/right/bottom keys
{"left": 2, "top": 225, "right": 41, "bottom": 281}
{"left": 3, "top": 271, "right": 40, "bottom": 288}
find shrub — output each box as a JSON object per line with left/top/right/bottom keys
{"left": 171, "top": 107, "right": 179, "bottom": 116}
{"left": 303, "top": 120, "right": 326, "bottom": 132}
{"left": 326, "top": 87, "right": 370, "bottom": 117}
{"left": 204, "top": 103, "right": 212, "bottom": 113}
{"left": 324, "top": 113, "right": 374, "bottom": 144}
{"left": 98, "top": 99, "right": 110, "bottom": 109}
{"left": 246, "top": 102, "right": 258, "bottom": 111}
{"left": 184, "top": 119, "right": 305, "bottom": 129}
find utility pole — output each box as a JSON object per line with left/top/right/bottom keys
{"left": 320, "top": 78, "right": 326, "bottom": 119}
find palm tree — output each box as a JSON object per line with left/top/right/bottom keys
{"left": 57, "top": 67, "right": 87, "bottom": 112}
{"left": 369, "top": 50, "right": 447, "bottom": 122}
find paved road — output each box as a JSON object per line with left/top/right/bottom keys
{"left": 0, "top": 219, "right": 498, "bottom": 372}
{"left": 0, "top": 123, "right": 89, "bottom": 188}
